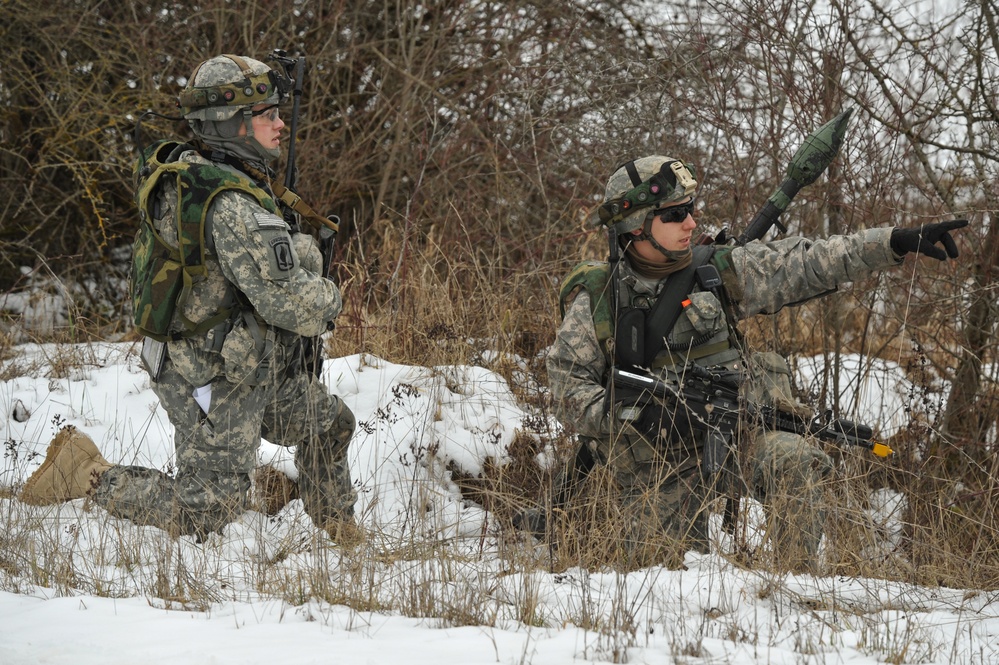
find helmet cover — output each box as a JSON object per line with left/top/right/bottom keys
{"left": 179, "top": 54, "right": 290, "bottom": 121}
{"left": 593, "top": 156, "right": 698, "bottom": 232}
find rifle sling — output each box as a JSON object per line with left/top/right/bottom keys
{"left": 193, "top": 142, "right": 339, "bottom": 235}
{"left": 270, "top": 182, "right": 340, "bottom": 234}
{"left": 641, "top": 245, "right": 716, "bottom": 367}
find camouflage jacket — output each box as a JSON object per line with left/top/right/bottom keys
{"left": 155, "top": 149, "right": 342, "bottom": 387}
{"left": 546, "top": 228, "right": 901, "bottom": 441}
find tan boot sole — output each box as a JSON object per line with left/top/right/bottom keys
{"left": 21, "top": 431, "right": 74, "bottom": 505}
{"left": 20, "top": 427, "right": 107, "bottom": 505}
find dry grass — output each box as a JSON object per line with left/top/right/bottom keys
{"left": 3, "top": 237, "right": 999, "bottom": 592}
{"left": 0, "top": 6, "right": 996, "bottom": 661}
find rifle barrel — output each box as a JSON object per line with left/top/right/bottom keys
{"left": 284, "top": 57, "right": 305, "bottom": 192}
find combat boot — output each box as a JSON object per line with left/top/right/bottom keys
{"left": 20, "top": 426, "right": 113, "bottom": 505}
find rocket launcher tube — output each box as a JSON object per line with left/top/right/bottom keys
{"left": 736, "top": 108, "right": 854, "bottom": 245}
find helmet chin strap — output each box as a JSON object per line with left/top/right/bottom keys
{"left": 192, "top": 111, "right": 277, "bottom": 162}
{"left": 637, "top": 214, "right": 674, "bottom": 259}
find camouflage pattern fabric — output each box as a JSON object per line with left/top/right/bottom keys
{"left": 96, "top": 149, "right": 354, "bottom": 538}
{"left": 130, "top": 140, "right": 279, "bottom": 341}
{"left": 547, "top": 227, "right": 900, "bottom": 570}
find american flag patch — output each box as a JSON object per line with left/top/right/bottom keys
{"left": 253, "top": 212, "right": 288, "bottom": 230}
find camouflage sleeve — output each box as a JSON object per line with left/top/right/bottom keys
{"left": 545, "top": 290, "right": 613, "bottom": 439}
{"left": 210, "top": 191, "right": 341, "bottom": 337}
{"left": 730, "top": 227, "right": 900, "bottom": 317}
{"left": 292, "top": 232, "right": 324, "bottom": 274}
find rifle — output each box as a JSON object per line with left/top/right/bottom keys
{"left": 735, "top": 108, "right": 854, "bottom": 246}
{"left": 612, "top": 366, "right": 742, "bottom": 477}
{"left": 268, "top": 50, "right": 342, "bottom": 375}
{"left": 267, "top": 50, "right": 341, "bottom": 245}
{"left": 752, "top": 402, "right": 893, "bottom": 458}
{"left": 611, "top": 365, "right": 893, "bottom": 463}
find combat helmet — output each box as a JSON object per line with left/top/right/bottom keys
{"left": 593, "top": 156, "right": 698, "bottom": 233}
{"left": 178, "top": 54, "right": 292, "bottom": 163}
{"left": 179, "top": 54, "right": 290, "bottom": 122}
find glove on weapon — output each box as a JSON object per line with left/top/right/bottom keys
{"left": 632, "top": 399, "right": 692, "bottom": 443}
{"left": 613, "top": 366, "right": 742, "bottom": 475}
{"left": 890, "top": 219, "right": 968, "bottom": 261}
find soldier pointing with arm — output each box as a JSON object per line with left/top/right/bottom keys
{"left": 21, "top": 54, "right": 358, "bottom": 543}
{"left": 544, "top": 147, "right": 966, "bottom": 573}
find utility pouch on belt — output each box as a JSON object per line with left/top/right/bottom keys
{"left": 140, "top": 337, "right": 167, "bottom": 381}
{"left": 220, "top": 312, "right": 275, "bottom": 386}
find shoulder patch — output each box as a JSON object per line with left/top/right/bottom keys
{"left": 270, "top": 236, "right": 294, "bottom": 272}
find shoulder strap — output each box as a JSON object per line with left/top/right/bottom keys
{"left": 171, "top": 162, "right": 277, "bottom": 335}
{"left": 640, "top": 244, "right": 716, "bottom": 366}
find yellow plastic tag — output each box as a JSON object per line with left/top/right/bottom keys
{"left": 871, "top": 441, "right": 893, "bottom": 458}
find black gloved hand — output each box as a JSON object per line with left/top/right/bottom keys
{"left": 890, "top": 219, "right": 968, "bottom": 261}
{"left": 631, "top": 402, "right": 691, "bottom": 443}
{"left": 301, "top": 335, "right": 324, "bottom": 378}
{"left": 632, "top": 404, "right": 665, "bottom": 441}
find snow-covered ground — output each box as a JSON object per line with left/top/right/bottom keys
{"left": 1, "top": 342, "right": 996, "bottom": 664}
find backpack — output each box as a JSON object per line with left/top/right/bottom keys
{"left": 129, "top": 140, "right": 276, "bottom": 341}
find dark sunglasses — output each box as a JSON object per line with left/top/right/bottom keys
{"left": 650, "top": 199, "right": 695, "bottom": 223}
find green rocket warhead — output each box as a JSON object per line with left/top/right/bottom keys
{"left": 736, "top": 107, "right": 854, "bottom": 245}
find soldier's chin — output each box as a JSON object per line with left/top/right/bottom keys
{"left": 250, "top": 138, "right": 282, "bottom": 161}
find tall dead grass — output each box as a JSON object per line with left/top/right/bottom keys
{"left": 2, "top": 0, "right": 998, "bottom": 632}
{"left": 2, "top": 224, "right": 998, "bottom": 591}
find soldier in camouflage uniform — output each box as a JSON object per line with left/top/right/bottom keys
{"left": 544, "top": 155, "right": 966, "bottom": 571}
{"left": 21, "top": 55, "right": 357, "bottom": 541}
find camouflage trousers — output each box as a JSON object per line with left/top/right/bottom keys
{"left": 576, "top": 426, "right": 832, "bottom": 571}
{"left": 92, "top": 354, "right": 356, "bottom": 538}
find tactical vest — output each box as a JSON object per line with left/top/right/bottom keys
{"left": 557, "top": 246, "right": 741, "bottom": 368}
{"left": 130, "top": 140, "right": 277, "bottom": 341}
